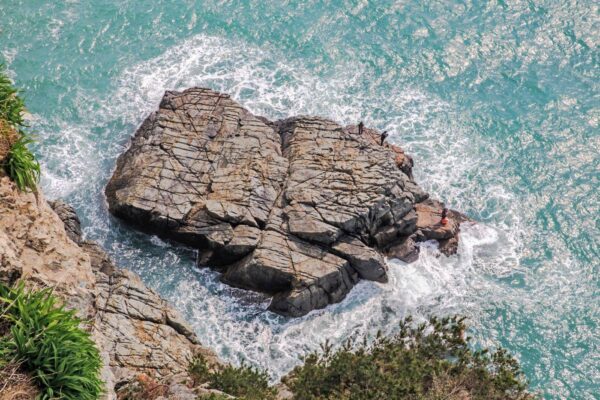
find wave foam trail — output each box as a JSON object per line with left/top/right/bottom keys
{"left": 36, "top": 34, "right": 525, "bottom": 379}
{"left": 163, "top": 222, "right": 513, "bottom": 380}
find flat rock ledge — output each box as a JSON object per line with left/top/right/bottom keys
{"left": 106, "top": 88, "right": 465, "bottom": 317}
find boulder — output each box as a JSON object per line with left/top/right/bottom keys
{"left": 413, "top": 199, "right": 467, "bottom": 256}
{"left": 106, "top": 88, "right": 466, "bottom": 317}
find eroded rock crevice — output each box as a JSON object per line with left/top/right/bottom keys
{"left": 106, "top": 88, "right": 466, "bottom": 317}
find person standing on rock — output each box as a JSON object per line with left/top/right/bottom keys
{"left": 381, "top": 131, "right": 388, "bottom": 146}
{"left": 358, "top": 121, "right": 364, "bottom": 135}
{"left": 440, "top": 208, "right": 449, "bottom": 226}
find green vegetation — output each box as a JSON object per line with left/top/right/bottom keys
{"left": 188, "top": 317, "right": 534, "bottom": 400}
{"left": 4, "top": 134, "right": 41, "bottom": 191}
{"left": 284, "top": 316, "right": 534, "bottom": 400}
{"left": 0, "top": 64, "right": 40, "bottom": 191}
{"left": 196, "top": 393, "right": 232, "bottom": 400}
{"left": 0, "top": 283, "right": 103, "bottom": 400}
{"left": 189, "top": 354, "right": 277, "bottom": 400}
{"left": 0, "top": 66, "right": 25, "bottom": 127}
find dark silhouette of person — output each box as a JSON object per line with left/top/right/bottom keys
{"left": 381, "top": 131, "right": 388, "bottom": 146}
{"left": 358, "top": 121, "right": 364, "bottom": 135}
{"left": 440, "top": 208, "right": 449, "bottom": 226}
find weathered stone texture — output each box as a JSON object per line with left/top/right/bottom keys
{"left": 107, "top": 88, "right": 465, "bottom": 317}
{"left": 0, "top": 176, "right": 219, "bottom": 399}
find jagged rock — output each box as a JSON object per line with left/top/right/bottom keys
{"left": 385, "top": 235, "right": 420, "bottom": 263}
{"left": 0, "top": 234, "right": 23, "bottom": 286}
{"left": 106, "top": 88, "right": 465, "bottom": 317}
{"left": 48, "top": 200, "right": 83, "bottom": 244}
{"left": 46, "top": 201, "right": 220, "bottom": 388}
{"left": 414, "top": 199, "right": 467, "bottom": 256}
{"left": 92, "top": 266, "right": 203, "bottom": 382}
{"left": 1, "top": 175, "right": 96, "bottom": 318}
{"left": 331, "top": 236, "right": 387, "bottom": 282}
{"left": 415, "top": 201, "right": 458, "bottom": 240}
{"left": 0, "top": 177, "right": 222, "bottom": 399}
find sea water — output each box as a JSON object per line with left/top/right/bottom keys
{"left": 1, "top": 1, "right": 598, "bottom": 398}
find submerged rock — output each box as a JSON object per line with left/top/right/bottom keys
{"left": 106, "top": 88, "right": 465, "bottom": 317}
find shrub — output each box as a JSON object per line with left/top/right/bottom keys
{"left": 189, "top": 354, "right": 212, "bottom": 385}
{"left": 0, "top": 283, "right": 103, "bottom": 400}
{"left": 0, "top": 65, "right": 40, "bottom": 191}
{"left": 284, "top": 316, "right": 535, "bottom": 400}
{"left": 189, "top": 355, "right": 276, "bottom": 400}
{"left": 209, "top": 363, "right": 275, "bottom": 400}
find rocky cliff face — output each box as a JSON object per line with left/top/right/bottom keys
{"left": 106, "top": 88, "right": 464, "bottom": 317}
{"left": 0, "top": 176, "right": 219, "bottom": 399}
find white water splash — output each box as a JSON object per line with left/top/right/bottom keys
{"left": 36, "top": 34, "right": 526, "bottom": 380}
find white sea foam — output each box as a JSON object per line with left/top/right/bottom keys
{"left": 37, "top": 33, "right": 526, "bottom": 380}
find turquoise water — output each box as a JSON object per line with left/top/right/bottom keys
{"left": 1, "top": 1, "right": 598, "bottom": 398}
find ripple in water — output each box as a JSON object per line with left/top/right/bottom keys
{"left": 37, "top": 35, "right": 533, "bottom": 382}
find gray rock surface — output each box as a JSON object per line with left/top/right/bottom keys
{"left": 106, "top": 88, "right": 465, "bottom": 317}
{"left": 48, "top": 200, "right": 83, "bottom": 244}
{"left": 45, "top": 200, "right": 220, "bottom": 394}
{"left": 0, "top": 182, "right": 223, "bottom": 399}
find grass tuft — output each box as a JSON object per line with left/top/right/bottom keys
{"left": 4, "top": 135, "right": 41, "bottom": 191}
{"left": 0, "top": 65, "right": 25, "bottom": 127}
{"left": 0, "top": 64, "right": 40, "bottom": 191}
{"left": 0, "top": 282, "right": 103, "bottom": 400}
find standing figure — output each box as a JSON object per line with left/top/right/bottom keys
{"left": 381, "top": 130, "right": 388, "bottom": 146}
{"left": 358, "top": 121, "right": 364, "bottom": 135}
{"left": 440, "top": 208, "right": 449, "bottom": 226}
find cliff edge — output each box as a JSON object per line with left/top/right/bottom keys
{"left": 0, "top": 175, "right": 220, "bottom": 399}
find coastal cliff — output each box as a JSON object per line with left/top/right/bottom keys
{"left": 106, "top": 88, "right": 465, "bottom": 317}
{"left": 0, "top": 175, "right": 222, "bottom": 399}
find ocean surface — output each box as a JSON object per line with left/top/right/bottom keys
{"left": 1, "top": 1, "right": 598, "bottom": 398}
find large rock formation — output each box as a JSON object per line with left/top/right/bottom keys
{"left": 0, "top": 176, "right": 221, "bottom": 399}
{"left": 106, "top": 88, "right": 464, "bottom": 317}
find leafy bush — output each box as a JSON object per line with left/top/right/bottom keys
{"left": 284, "top": 316, "right": 534, "bottom": 400}
{"left": 189, "top": 355, "right": 276, "bottom": 400}
{"left": 0, "top": 64, "right": 40, "bottom": 191}
{"left": 0, "top": 283, "right": 103, "bottom": 400}
{"left": 210, "top": 363, "right": 275, "bottom": 400}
